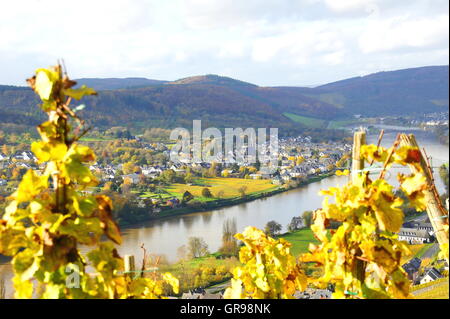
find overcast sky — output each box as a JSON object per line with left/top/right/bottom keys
{"left": 0, "top": 0, "right": 448, "bottom": 86}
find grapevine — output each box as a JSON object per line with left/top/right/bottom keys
{"left": 300, "top": 138, "right": 444, "bottom": 299}
{"left": 0, "top": 65, "right": 178, "bottom": 298}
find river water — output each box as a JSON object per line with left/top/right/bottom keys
{"left": 0, "top": 126, "right": 448, "bottom": 298}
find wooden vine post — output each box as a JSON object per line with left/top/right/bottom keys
{"left": 124, "top": 255, "right": 136, "bottom": 279}
{"left": 351, "top": 130, "right": 366, "bottom": 182}
{"left": 351, "top": 130, "right": 367, "bottom": 285}
{"left": 399, "top": 134, "right": 449, "bottom": 262}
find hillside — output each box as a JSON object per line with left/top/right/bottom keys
{"left": 299, "top": 65, "right": 449, "bottom": 116}
{"left": 0, "top": 75, "right": 342, "bottom": 137}
{"left": 0, "top": 65, "right": 448, "bottom": 137}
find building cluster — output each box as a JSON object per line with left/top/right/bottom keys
{"left": 0, "top": 150, "right": 37, "bottom": 168}
{"left": 399, "top": 217, "right": 447, "bottom": 286}
{"left": 271, "top": 136, "right": 350, "bottom": 184}
{"left": 398, "top": 220, "right": 436, "bottom": 244}
{"left": 0, "top": 136, "right": 350, "bottom": 216}
{"left": 378, "top": 111, "right": 449, "bottom": 127}
{"left": 180, "top": 287, "right": 223, "bottom": 299}
{"left": 402, "top": 257, "right": 447, "bottom": 286}
{"left": 0, "top": 151, "right": 40, "bottom": 187}
{"left": 179, "top": 286, "right": 333, "bottom": 299}
{"left": 0, "top": 136, "right": 350, "bottom": 188}
{"left": 293, "top": 288, "right": 332, "bottom": 299}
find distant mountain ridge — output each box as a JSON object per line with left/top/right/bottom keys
{"left": 302, "top": 65, "right": 449, "bottom": 116}
{"left": 0, "top": 65, "right": 448, "bottom": 135}
{"left": 75, "top": 77, "right": 168, "bottom": 90}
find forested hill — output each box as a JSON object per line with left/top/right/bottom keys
{"left": 0, "top": 74, "right": 343, "bottom": 136}
{"left": 294, "top": 65, "right": 449, "bottom": 116}
{"left": 0, "top": 65, "right": 448, "bottom": 136}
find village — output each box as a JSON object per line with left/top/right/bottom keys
{"left": 0, "top": 135, "right": 352, "bottom": 217}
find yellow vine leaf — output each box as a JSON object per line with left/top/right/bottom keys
{"left": 12, "top": 170, "right": 49, "bottom": 203}
{"left": 224, "top": 226, "right": 307, "bottom": 299}
{"left": 63, "top": 85, "right": 97, "bottom": 100}
{"left": 33, "top": 68, "right": 58, "bottom": 100}
{"left": 336, "top": 169, "right": 350, "bottom": 176}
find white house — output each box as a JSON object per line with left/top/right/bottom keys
{"left": 420, "top": 268, "right": 443, "bottom": 285}
{"left": 15, "top": 151, "right": 35, "bottom": 161}
{"left": 272, "top": 176, "right": 283, "bottom": 185}
{"left": 142, "top": 167, "right": 163, "bottom": 177}
{"left": 122, "top": 173, "right": 140, "bottom": 184}
{"left": 398, "top": 228, "right": 431, "bottom": 244}
{"left": 280, "top": 171, "right": 291, "bottom": 182}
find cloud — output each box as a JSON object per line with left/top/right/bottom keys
{"left": 250, "top": 23, "right": 345, "bottom": 65}
{"left": 0, "top": 0, "right": 448, "bottom": 86}
{"left": 359, "top": 14, "right": 449, "bottom": 53}
{"left": 324, "top": 0, "right": 377, "bottom": 14}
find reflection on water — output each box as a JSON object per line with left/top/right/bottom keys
{"left": 0, "top": 127, "right": 448, "bottom": 298}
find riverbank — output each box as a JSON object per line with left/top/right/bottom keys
{"left": 159, "top": 227, "right": 317, "bottom": 296}
{"left": 117, "top": 172, "right": 335, "bottom": 229}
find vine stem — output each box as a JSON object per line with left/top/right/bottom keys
{"left": 369, "top": 129, "right": 385, "bottom": 166}
{"left": 377, "top": 133, "right": 401, "bottom": 180}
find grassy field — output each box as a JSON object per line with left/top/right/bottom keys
{"left": 279, "top": 228, "right": 319, "bottom": 256}
{"left": 283, "top": 113, "right": 327, "bottom": 128}
{"left": 163, "top": 178, "right": 279, "bottom": 201}
{"left": 80, "top": 137, "right": 115, "bottom": 142}
{"left": 160, "top": 254, "right": 237, "bottom": 273}
{"left": 139, "top": 192, "right": 173, "bottom": 200}
{"left": 414, "top": 243, "right": 434, "bottom": 259}
{"left": 161, "top": 228, "right": 319, "bottom": 293}
{"left": 327, "top": 119, "right": 358, "bottom": 129}
{"left": 302, "top": 92, "right": 346, "bottom": 109}
{"left": 280, "top": 233, "right": 433, "bottom": 263}
{"left": 283, "top": 112, "right": 358, "bottom": 130}
{"left": 158, "top": 253, "right": 240, "bottom": 293}
{"left": 400, "top": 244, "right": 427, "bottom": 264}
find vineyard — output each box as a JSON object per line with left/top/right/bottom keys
{"left": 163, "top": 178, "right": 279, "bottom": 201}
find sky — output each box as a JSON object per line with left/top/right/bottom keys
{"left": 0, "top": 0, "right": 448, "bottom": 87}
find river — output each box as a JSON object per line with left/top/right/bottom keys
{"left": 0, "top": 126, "right": 448, "bottom": 298}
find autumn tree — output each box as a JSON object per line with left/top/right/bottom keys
{"left": 187, "top": 237, "right": 209, "bottom": 258}
{"left": 238, "top": 186, "right": 247, "bottom": 197}
{"left": 302, "top": 210, "right": 314, "bottom": 228}
{"left": 184, "top": 172, "right": 194, "bottom": 184}
{"left": 159, "top": 169, "right": 176, "bottom": 184}
{"left": 287, "top": 216, "right": 303, "bottom": 232}
{"left": 216, "top": 190, "right": 225, "bottom": 199}
{"left": 264, "top": 220, "right": 282, "bottom": 237}
{"left": 219, "top": 218, "right": 238, "bottom": 256}
{"left": 201, "top": 187, "right": 213, "bottom": 198}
